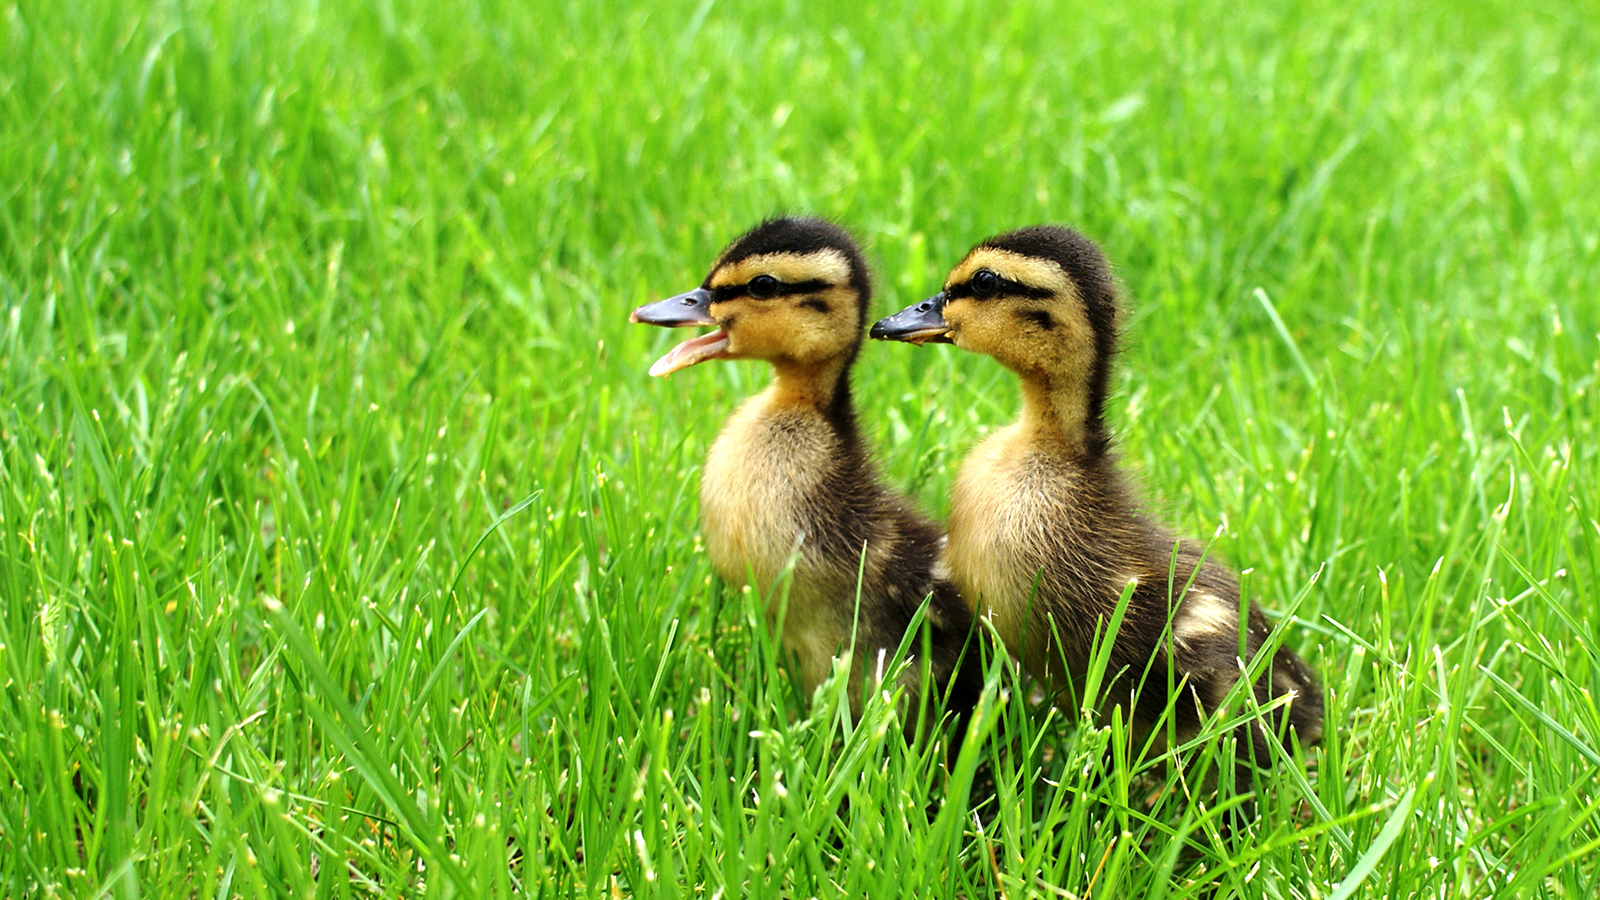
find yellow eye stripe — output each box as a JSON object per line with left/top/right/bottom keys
{"left": 710, "top": 249, "right": 852, "bottom": 289}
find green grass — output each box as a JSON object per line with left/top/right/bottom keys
{"left": 3, "top": 0, "right": 1598, "bottom": 895}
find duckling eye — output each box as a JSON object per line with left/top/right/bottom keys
{"left": 971, "top": 269, "right": 1000, "bottom": 298}
{"left": 747, "top": 274, "right": 779, "bottom": 299}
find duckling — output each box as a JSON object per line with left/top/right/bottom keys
{"left": 631, "top": 217, "right": 980, "bottom": 730}
{"left": 871, "top": 225, "right": 1322, "bottom": 775}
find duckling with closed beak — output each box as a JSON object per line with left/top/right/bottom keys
{"left": 872, "top": 225, "right": 1323, "bottom": 774}
{"left": 633, "top": 217, "right": 980, "bottom": 730}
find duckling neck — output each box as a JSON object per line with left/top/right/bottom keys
{"left": 1018, "top": 372, "right": 1105, "bottom": 459}
{"left": 768, "top": 357, "right": 853, "bottom": 419}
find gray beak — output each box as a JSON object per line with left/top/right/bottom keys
{"left": 870, "top": 293, "right": 951, "bottom": 344}
{"left": 631, "top": 287, "right": 716, "bottom": 327}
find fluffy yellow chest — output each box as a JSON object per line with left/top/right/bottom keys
{"left": 699, "top": 391, "right": 835, "bottom": 584}
{"left": 698, "top": 389, "right": 854, "bottom": 691}
{"left": 944, "top": 425, "right": 1072, "bottom": 650}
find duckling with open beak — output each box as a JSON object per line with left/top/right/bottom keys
{"left": 633, "top": 217, "right": 981, "bottom": 733}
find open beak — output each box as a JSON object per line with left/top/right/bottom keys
{"left": 870, "top": 293, "right": 952, "bottom": 344}
{"left": 630, "top": 287, "right": 730, "bottom": 377}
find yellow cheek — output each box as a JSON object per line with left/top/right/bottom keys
{"left": 942, "top": 301, "right": 973, "bottom": 345}
{"left": 721, "top": 289, "right": 856, "bottom": 362}
{"left": 782, "top": 314, "right": 855, "bottom": 362}
{"left": 944, "top": 304, "right": 1006, "bottom": 358}
{"left": 723, "top": 308, "right": 780, "bottom": 358}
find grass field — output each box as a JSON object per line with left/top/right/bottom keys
{"left": 3, "top": 0, "right": 1599, "bottom": 896}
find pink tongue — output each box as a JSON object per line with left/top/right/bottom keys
{"left": 649, "top": 330, "right": 730, "bottom": 376}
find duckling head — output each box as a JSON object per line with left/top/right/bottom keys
{"left": 873, "top": 225, "right": 1120, "bottom": 454}
{"left": 632, "top": 217, "right": 871, "bottom": 381}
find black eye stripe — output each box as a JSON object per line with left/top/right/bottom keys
{"left": 776, "top": 279, "right": 832, "bottom": 296}
{"left": 946, "top": 276, "right": 1052, "bottom": 300}
{"left": 712, "top": 278, "right": 834, "bottom": 301}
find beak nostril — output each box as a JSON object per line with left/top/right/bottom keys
{"left": 918, "top": 302, "right": 931, "bottom": 312}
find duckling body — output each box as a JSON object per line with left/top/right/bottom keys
{"left": 945, "top": 417, "right": 1307, "bottom": 747}
{"left": 634, "top": 217, "right": 978, "bottom": 725}
{"left": 873, "top": 225, "right": 1322, "bottom": 764}
{"left": 699, "top": 387, "right": 957, "bottom": 697}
